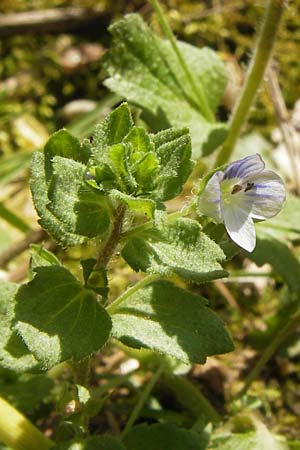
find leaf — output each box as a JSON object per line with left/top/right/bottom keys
{"left": 0, "top": 280, "right": 38, "bottom": 372}
{"left": 52, "top": 436, "right": 126, "bottom": 450}
{"left": 91, "top": 103, "right": 133, "bottom": 164}
{"left": 111, "top": 280, "right": 233, "bottom": 364}
{"left": 48, "top": 156, "right": 112, "bottom": 238}
{"left": 30, "top": 244, "right": 61, "bottom": 270}
{"left": 248, "top": 237, "right": 300, "bottom": 293}
{"left": 215, "top": 422, "right": 288, "bottom": 450}
{"left": 30, "top": 152, "right": 86, "bottom": 247}
{"left": 123, "top": 423, "right": 207, "bottom": 450}
{"left": 111, "top": 190, "right": 156, "bottom": 218}
{"left": 151, "top": 128, "right": 193, "bottom": 201}
{"left": 103, "top": 14, "right": 227, "bottom": 159}
{"left": 256, "top": 195, "right": 300, "bottom": 241}
{"left": 89, "top": 124, "right": 193, "bottom": 204}
{"left": 30, "top": 152, "right": 112, "bottom": 246}
{"left": 15, "top": 266, "right": 112, "bottom": 369}
{"left": 122, "top": 218, "right": 227, "bottom": 282}
{"left": 44, "top": 129, "right": 90, "bottom": 170}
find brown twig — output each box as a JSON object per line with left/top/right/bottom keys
{"left": 0, "top": 228, "right": 47, "bottom": 268}
{"left": 0, "top": 7, "right": 109, "bottom": 36}
{"left": 213, "top": 279, "right": 240, "bottom": 311}
{"left": 96, "top": 204, "right": 127, "bottom": 269}
{"left": 267, "top": 65, "right": 300, "bottom": 192}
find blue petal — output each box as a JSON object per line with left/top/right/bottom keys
{"left": 222, "top": 203, "right": 256, "bottom": 252}
{"left": 223, "top": 154, "right": 265, "bottom": 182}
{"left": 197, "top": 171, "right": 223, "bottom": 223}
{"left": 246, "top": 169, "right": 286, "bottom": 219}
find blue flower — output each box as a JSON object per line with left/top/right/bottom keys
{"left": 197, "top": 154, "right": 286, "bottom": 252}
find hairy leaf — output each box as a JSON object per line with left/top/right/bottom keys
{"left": 31, "top": 152, "right": 85, "bottom": 247}
{"left": 91, "top": 103, "right": 133, "bottom": 164}
{"left": 122, "top": 218, "right": 227, "bottom": 282}
{"left": 103, "top": 14, "right": 227, "bottom": 158}
{"left": 15, "top": 266, "right": 112, "bottom": 369}
{"left": 31, "top": 151, "right": 112, "bottom": 246}
{"left": 111, "top": 280, "right": 233, "bottom": 363}
{"left": 151, "top": 128, "right": 193, "bottom": 201}
{"left": 0, "top": 281, "right": 38, "bottom": 372}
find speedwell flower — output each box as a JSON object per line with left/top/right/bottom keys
{"left": 197, "top": 154, "right": 285, "bottom": 252}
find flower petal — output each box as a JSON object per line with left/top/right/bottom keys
{"left": 197, "top": 171, "right": 223, "bottom": 223}
{"left": 223, "top": 154, "right": 265, "bottom": 182}
{"left": 222, "top": 203, "right": 256, "bottom": 252}
{"left": 244, "top": 170, "right": 286, "bottom": 219}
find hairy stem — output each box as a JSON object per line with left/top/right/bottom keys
{"left": 235, "top": 309, "right": 300, "bottom": 399}
{"left": 215, "top": 0, "right": 286, "bottom": 167}
{"left": 0, "top": 396, "right": 53, "bottom": 450}
{"left": 149, "top": 0, "right": 214, "bottom": 122}
{"left": 122, "top": 365, "right": 164, "bottom": 437}
{"left": 96, "top": 203, "right": 127, "bottom": 269}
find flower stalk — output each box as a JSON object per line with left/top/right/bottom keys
{"left": 215, "top": 0, "right": 286, "bottom": 167}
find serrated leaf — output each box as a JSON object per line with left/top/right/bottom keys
{"left": 111, "top": 190, "right": 155, "bottom": 218}
{"left": 103, "top": 14, "right": 227, "bottom": 158}
{"left": 110, "top": 280, "right": 233, "bottom": 364}
{"left": 15, "top": 266, "right": 112, "bottom": 369}
{"left": 52, "top": 436, "right": 126, "bottom": 450}
{"left": 31, "top": 152, "right": 85, "bottom": 247}
{"left": 0, "top": 281, "right": 39, "bottom": 372}
{"left": 124, "top": 423, "right": 207, "bottom": 450}
{"left": 248, "top": 237, "right": 300, "bottom": 293}
{"left": 44, "top": 129, "right": 90, "bottom": 175}
{"left": 151, "top": 128, "right": 193, "bottom": 201}
{"left": 31, "top": 151, "right": 112, "bottom": 246}
{"left": 122, "top": 218, "right": 227, "bottom": 282}
{"left": 91, "top": 103, "right": 133, "bottom": 164}
{"left": 49, "top": 156, "right": 112, "bottom": 238}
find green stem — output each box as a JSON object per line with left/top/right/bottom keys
{"left": 235, "top": 310, "right": 300, "bottom": 399}
{"left": 215, "top": 0, "right": 286, "bottom": 167}
{"left": 121, "top": 365, "right": 164, "bottom": 437}
{"left": 149, "top": 0, "right": 214, "bottom": 122}
{"left": 107, "top": 274, "right": 160, "bottom": 314}
{"left": 0, "top": 396, "right": 53, "bottom": 450}
{"left": 163, "top": 373, "right": 221, "bottom": 424}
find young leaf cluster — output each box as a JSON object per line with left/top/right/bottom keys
{"left": 0, "top": 103, "right": 233, "bottom": 377}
